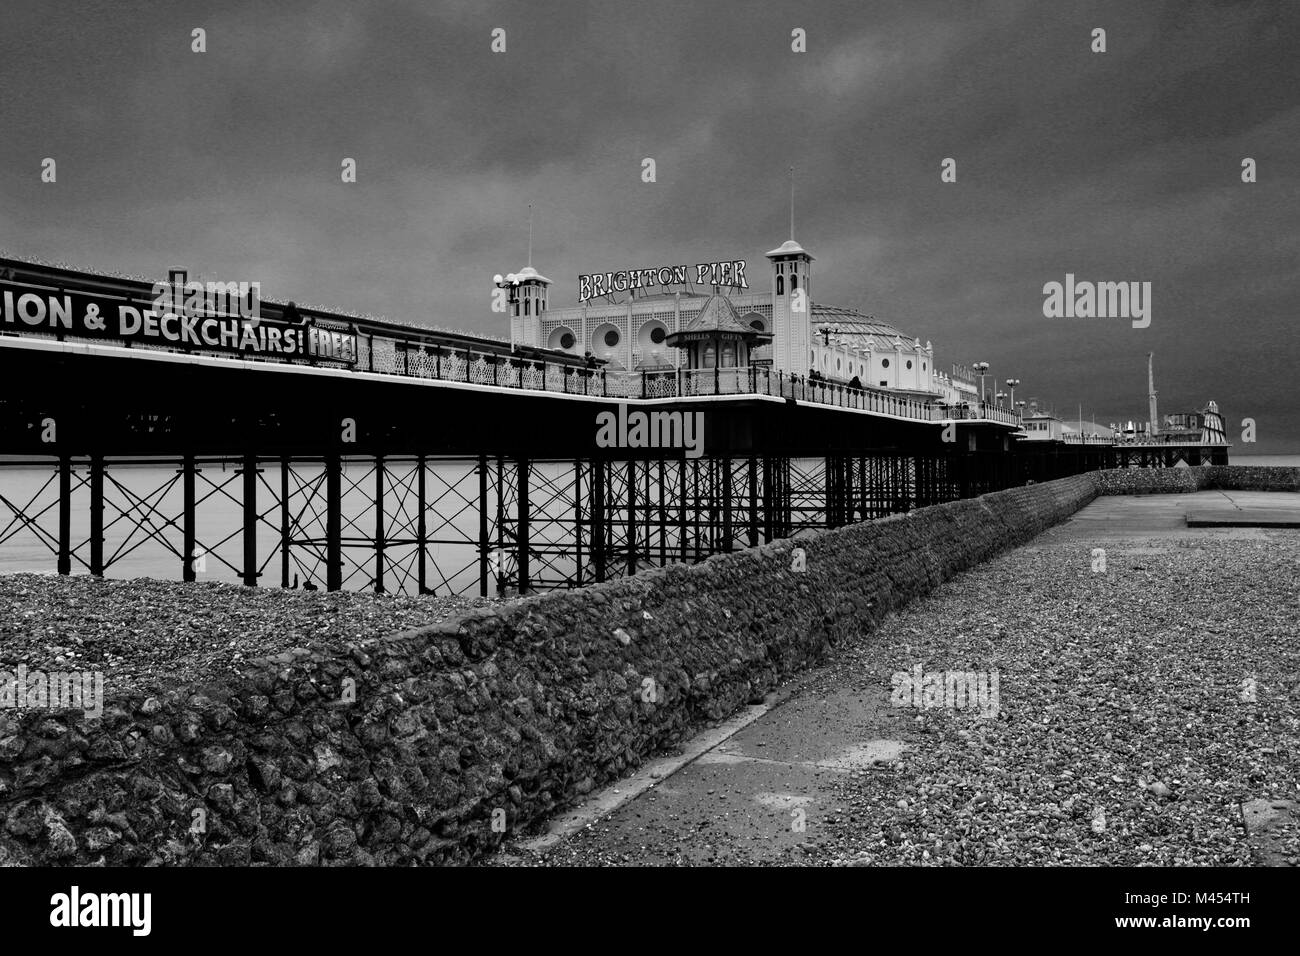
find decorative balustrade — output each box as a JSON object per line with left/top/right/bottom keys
{"left": 627, "top": 367, "right": 1019, "bottom": 426}
{"left": 1062, "top": 434, "right": 1115, "bottom": 445}
{"left": 91, "top": 310, "right": 1020, "bottom": 425}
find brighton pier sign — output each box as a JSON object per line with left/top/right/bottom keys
{"left": 0, "top": 279, "right": 357, "bottom": 363}
{"left": 578, "top": 259, "right": 747, "bottom": 302}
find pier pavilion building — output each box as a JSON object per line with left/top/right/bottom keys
{"left": 497, "top": 231, "right": 978, "bottom": 405}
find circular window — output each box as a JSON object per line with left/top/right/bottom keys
{"left": 560, "top": 332, "right": 575, "bottom": 350}
{"left": 922, "top": 362, "right": 926, "bottom": 371}
{"left": 604, "top": 329, "right": 620, "bottom": 347}
{"left": 836, "top": 358, "right": 842, "bottom": 371}
{"left": 906, "top": 360, "right": 913, "bottom": 369}
{"left": 649, "top": 326, "right": 666, "bottom": 344}
{"left": 882, "top": 358, "right": 890, "bottom": 368}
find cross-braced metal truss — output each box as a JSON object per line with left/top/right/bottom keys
{"left": 0, "top": 449, "right": 1105, "bottom": 595}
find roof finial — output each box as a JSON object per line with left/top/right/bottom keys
{"left": 788, "top": 166, "right": 795, "bottom": 241}
{"left": 527, "top": 203, "right": 534, "bottom": 269}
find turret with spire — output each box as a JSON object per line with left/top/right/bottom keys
{"left": 766, "top": 167, "right": 814, "bottom": 375}
{"left": 496, "top": 204, "right": 551, "bottom": 348}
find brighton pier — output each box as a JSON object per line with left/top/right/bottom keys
{"left": 0, "top": 241, "right": 1224, "bottom": 598}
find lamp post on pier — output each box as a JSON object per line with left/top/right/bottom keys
{"left": 972, "top": 361, "right": 989, "bottom": 403}
{"left": 1006, "top": 378, "right": 1021, "bottom": 408}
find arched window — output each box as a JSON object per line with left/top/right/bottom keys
{"left": 776, "top": 275, "right": 784, "bottom": 295}
{"left": 524, "top": 298, "right": 530, "bottom": 316}
{"left": 703, "top": 344, "right": 716, "bottom": 368}
{"left": 791, "top": 274, "right": 798, "bottom": 291}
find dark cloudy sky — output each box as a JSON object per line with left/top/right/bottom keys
{"left": 2, "top": 0, "right": 1297, "bottom": 451}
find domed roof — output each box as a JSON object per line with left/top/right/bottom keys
{"left": 811, "top": 304, "right": 925, "bottom": 350}
{"left": 501, "top": 265, "right": 552, "bottom": 285}
{"left": 765, "top": 239, "right": 814, "bottom": 259}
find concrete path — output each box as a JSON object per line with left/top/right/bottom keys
{"left": 491, "top": 492, "right": 1300, "bottom": 867}
{"left": 1036, "top": 490, "right": 1300, "bottom": 542}
{"left": 517, "top": 678, "right": 911, "bottom": 865}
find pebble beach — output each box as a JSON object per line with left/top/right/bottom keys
{"left": 0, "top": 575, "right": 502, "bottom": 696}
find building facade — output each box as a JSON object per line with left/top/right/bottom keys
{"left": 498, "top": 232, "right": 967, "bottom": 401}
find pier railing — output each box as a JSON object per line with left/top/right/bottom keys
{"left": 11, "top": 323, "right": 1021, "bottom": 426}
{"left": 1062, "top": 434, "right": 1115, "bottom": 445}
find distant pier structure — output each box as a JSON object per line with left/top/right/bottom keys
{"left": 1018, "top": 352, "right": 1230, "bottom": 468}
{"left": 0, "top": 242, "right": 1147, "bottom": 596}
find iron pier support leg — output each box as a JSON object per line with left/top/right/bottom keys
{"left": 242, "top": 453, "right": 258, "bottom": 586}
{"left": 495, "top": 456, "right": 506, "bottom": 595}
{"left": 183, "top": 453, "right": 197, "bottom": 583}
{"left": 280, "top": 456, "right": 290, "bottom": 588}
{"left": 722, "top": 457, "right": 734, "bottom": 550}
{"left": 477, "top": 455, "right": 488, "bottom": 597}
{"left": 747, "top": 456, "right": 759, "bottom": 547}
{"left": 779, "top": 458, "right": 792, "bottom": 538}
{"left": 57, "top": 455, "right": 71, "bottom": 575}
{"left": 419, "top": 455, "right": 429, "bottom": 594}
{"left": 592, "top": 459, "right": 606, "bottom": 583}
{"left": 845, "top": 455, "right": 855, "bottom": 524}
{"left": 762, "top": 457, "right": 773, "bottom": 542}
{"left": 89, "top": 454, "right": 104, "bottom": 577}
{"left": 326, "top": 454, "right": 342, "bottom": 591}
{"left": 627, "top": 460, "right": 638, "bottom": 576}
{"left": 658, "top": 459, "right": 667, "bottom": 566}
{"left": 573, "top": 460, "right": 584, "bottom": 587}
{"left": 517, "top": 457, "right": 530, "bottom": 594}
{"left": 374, "top": 455, "right": 385, "bottom": 593}
{"left": 826, "top": 456, "right": 836, "bottom": 527}
{"left": 678, "top": 459, "right": 688, "bottom": 562}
